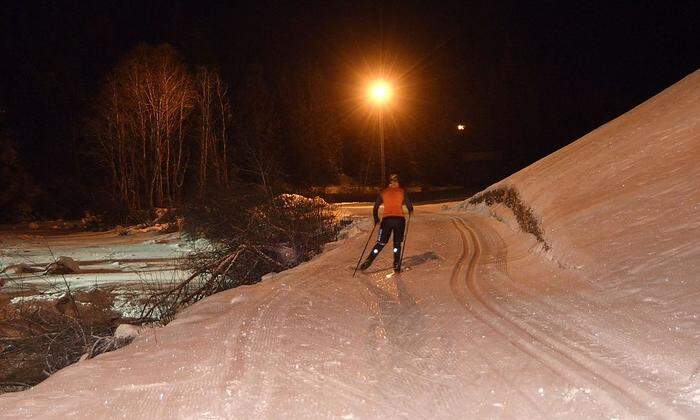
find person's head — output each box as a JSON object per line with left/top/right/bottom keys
{"left": 389, "top": 174, "right": 400, "bottom": 187}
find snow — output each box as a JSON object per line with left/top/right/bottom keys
{"left": 0, "top": 227, "right": 196, "bottom": 317}
{"left": 1, "top": 71, "right": 699, "bottom": 418}
{"left": 458, "top": 69, "right": 700, "bottom": 413}
{"left": 0, "top": 228, "right": 194, "bottom": 294}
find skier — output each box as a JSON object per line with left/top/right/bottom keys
{"left": 360, "top": 174, "right": 414, "bottom": 272}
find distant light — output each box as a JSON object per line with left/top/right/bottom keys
{"left": 368, "top": 80, "right": 392, "bottom": 105}
{"left": 457, "top": 124, "right": 466, "bottom": 130}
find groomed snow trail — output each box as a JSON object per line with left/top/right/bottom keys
{"left": 2, "top": 207, "right": 693, "bottom": 418}
{"left": 449, "top": 217, "right": 684, "bottom": 419}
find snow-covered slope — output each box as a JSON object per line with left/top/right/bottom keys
{"left": 470, "top": 70, "right": 700, "bottom": 406}
{"left": 487, "top": 70, "right": 700, "bottom": 304}
{"left": 497, "top": 70, "right": 700, "bottom": 281}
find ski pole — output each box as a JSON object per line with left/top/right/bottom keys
{"left": 399, "top": 214, "right": 411, "bottom": 271}
{"left": 353, "top": 221, "right": 377, "bottom": 277}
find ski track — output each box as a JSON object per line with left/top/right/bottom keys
{"left": 449, "top": 215, "right": 685, "bottom": 419}
{"left": 475, "top": 218, "right": 698, "bottom": 409}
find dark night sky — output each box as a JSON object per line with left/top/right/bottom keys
{"left": 1, "top": 1, "right": 698, "bottom": 191}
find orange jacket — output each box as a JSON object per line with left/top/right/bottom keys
{"left": 373, "top": 186, "right": 414, "bottom": 221}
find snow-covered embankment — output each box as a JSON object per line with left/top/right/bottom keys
{"left": 461, "top": 70, "right": 700, "bottom": 409}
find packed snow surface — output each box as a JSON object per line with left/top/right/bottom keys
{"left": 2, "top": 71, "right": 699, "bottom": 418}
{"left": 463, "top": 70, "right": 700, "bottom": 414}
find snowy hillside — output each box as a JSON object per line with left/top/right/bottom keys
{"left": 469, "top": 70, "right": 700, "bottom": 407}
{"left": 497, "top": 70, "right": 700, "bottom": 278}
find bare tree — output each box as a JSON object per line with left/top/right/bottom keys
{"left": 92, "top": 44, "right": 195, "bottom": 211}
{"left": 195, "top": 68, "right": 231, "bottom": 196}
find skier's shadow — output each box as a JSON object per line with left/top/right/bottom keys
{"left": 401, "top": 251, "right": 440, "bottom": 270}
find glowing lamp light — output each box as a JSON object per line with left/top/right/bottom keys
{"left": 368, "top": 80, "right": 392, "bottom": 105}
{"left": 457, "top": 124, "right": 466, "bottom": 131}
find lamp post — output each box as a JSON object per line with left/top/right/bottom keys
{"left": 368, "top": 79, "right": 392, "bottom": 186}
{"left": 379, "top": 110, "right": 385, "bottom": 185}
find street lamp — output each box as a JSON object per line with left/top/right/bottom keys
{"left": 369, "top": 80, "right": 392, "bottom": 105}
{"left": 367, "top": 79, "right": 392, "bottom": 185}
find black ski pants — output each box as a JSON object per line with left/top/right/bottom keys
{"left": 368, "top": 216, "right": 405, "bottom": 261}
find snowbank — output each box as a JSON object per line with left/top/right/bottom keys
{"left": 459, "top": 70, "right": 700, "bottom": 409}
{"left": 468, "top": 70, "right": 700, "bottom": 287}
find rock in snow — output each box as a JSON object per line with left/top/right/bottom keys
{"left": 114, "top": 324, "right": 142, "bottom": 340}
{"left": 45, "top": 256, "right": 80, "bottom": 275}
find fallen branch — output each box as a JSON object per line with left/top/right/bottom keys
{"left": 138, "top": 245, "right": 249, "bottom": 321}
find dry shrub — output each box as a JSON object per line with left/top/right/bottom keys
{"left": 0, "top": 289, "right": 121, "bottom": 393}
{"left": 139, "top": 188, "right": 349, "bottom": 322}
{"left": 470, "top": 186, "right": 550, "bottom": 250}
